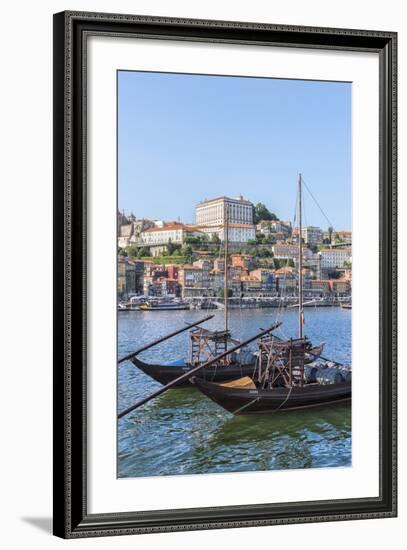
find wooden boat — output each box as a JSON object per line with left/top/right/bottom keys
{"left": 193, "top": 375, "right": 351, "bottom": 415}
{"left": 138, "top": 301, "right": 190, "bottom": 311}
{"left": 193, "top": 317, "right": 350, "bottom": 415}
{"left": 131, "top": 354, "right": 256, "bottom": 387}
{"left": 131, "top": 333, "right": 324, "bottom": 387}
{"left": 119, "top": 323, "right": 282, "bottom": 418}
{"left": 118, "top": 304, "right": 142, "bottom": 312}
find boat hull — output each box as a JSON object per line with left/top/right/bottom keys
{"left": 131, "top": 345, "right": 324, "bottom": 387}
{"left": 139, "top": 306, "right": 190, "bottom": 311}
{"left": 193, "top": 377, "right": 351, "bottom": 414}
{"left": 131, "top": 356, "right": 258, "bottom": 387}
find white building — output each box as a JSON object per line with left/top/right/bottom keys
{"left": 272, "top": 220, "right": 292, "bottom": 235}
{"left": 118, "top": 218, "right": 156, "bottom": 248}
{"left": 257, "top": 220, "right": 292, "bottom": 237}
{"left": 141, "top": 222, "right": 203, "bottom": 247}
{"left": 195, "top": 195, "right": 256, "bottom": 242}
{"left": 198, "top": 223, "right": 256, "bottom": 243}
{"left": 196, "top": 194, "right": 254, "bottom": 226}
{"left": 272, "top": 244, "right": 314, "bottom": 263}
{"left": 319, "top": 248, "right": 352, "bottom": 270}
{"left": 333, "top": 231, "right": 352, "bottom": 245}
{"left": 301, "top": 226, "right": 324, "bottom": 247}
{"left": 272, "top": 244, "right": 300, "bottom": 259}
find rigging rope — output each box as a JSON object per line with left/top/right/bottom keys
{"left": 273, "top": 385, "right": 294, "bottom": 414}
{"left": 232, "top": 396, "right": 260, "bottom": 415}
{"left": 301, "top": 177, "right": 341, "bottom": 241}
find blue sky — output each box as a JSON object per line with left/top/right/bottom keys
{"left": 118, "top": 71, "right": 351, "bottom": 230}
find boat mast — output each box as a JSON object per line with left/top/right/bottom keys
{"left": 223, "top": 201, "right": 229, "bottom": 334}
{"left": 298, "top": 173, "right": 303, "bottom": 339}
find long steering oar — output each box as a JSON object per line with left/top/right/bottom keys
{"left": 118, "top": 321, "right": 282, "bottom": 419}
{"left": 117, "top": 314, "right": 215, "bottom": 365}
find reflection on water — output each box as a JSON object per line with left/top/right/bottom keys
{"left": 118, "top": 308, "right": 351, "bottom": 477}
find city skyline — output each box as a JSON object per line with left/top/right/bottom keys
{"left": 118, "top": 71, "right": 351, "bottom": 230}
{"left": 118, "top": 196, "right": 349, "bottom": 233}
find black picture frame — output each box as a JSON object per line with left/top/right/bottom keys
{"left": 53, "top": 10, "right": 397, "bottom": 538}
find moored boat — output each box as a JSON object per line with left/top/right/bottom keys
{"left": 193, "top": 374, "right": 351, "bottom": 415}
{"left": 129, "top": 352, "right": 324, "bottom": 386}
{"left": 130, "top": 325, "right": 323, "bottom": 387}
{"left": 138, "top": 301, "right": 190, "bottom": 311}
{"left": 131, "top": 353, "right": 257, "bottom": 387}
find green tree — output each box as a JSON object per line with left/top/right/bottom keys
{"left": 327, "top": 269, "right": 342, "bottom": 279}
{"left": 257, "top": 247, "right": 272, "bottom": 258}
{"left": 218, "top": 288, "right": 233, "bottom": 298}
{"left": 137, "top": 246, "right": 151, "bottom": 258}
{"left": 255, "top": 233, "right": 266, "bottom": 244}
{"left": 181, "top": 244, "right": 193, "bottom": 256}
{"left": 118, "top": 247, "right": 127, "bottom": 257}
{"left": 187, "top": 234, "right": 208, "bottom": 245}
{"left": 211, "top": 233, "right": 221, "bottom": 244}
{"left": 253, "top": 203, "right": 278, "bottom": 224}
{"left": 180, "top": 244, "right": 193, "bottom": 263}
{"left": 167, "top": 239, "right": 181, "bottom": 255}
{"left": 126, "top": 245, "right": 138, "bottom": 258}
{"left": 185, "top": 236, "right": 200, "bottom": 245}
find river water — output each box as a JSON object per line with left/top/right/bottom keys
{"left": 118, "top": 307, "right": 351, "bottom": 477}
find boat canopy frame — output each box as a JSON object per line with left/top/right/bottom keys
{"left": 257, "top": 337, "right": 308, "bottom": 389}
{"left": 189, "top": 327, "right": 240, "bottom": 367}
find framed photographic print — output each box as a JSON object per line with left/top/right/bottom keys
{"left": 53, "top": 11, "right": 397, "bottom": 538}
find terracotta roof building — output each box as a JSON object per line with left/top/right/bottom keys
{"left": 141, "top": 222, "right": 203, "bottom": 246}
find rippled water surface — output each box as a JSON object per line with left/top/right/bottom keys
{"left": 118, "top": 307, "right": 351, "bottom": 477}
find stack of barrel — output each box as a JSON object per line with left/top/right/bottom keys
{"left": 304, "top": 362, "right": 351, "bottom": 385}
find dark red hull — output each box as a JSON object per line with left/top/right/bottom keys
{"left": 194, "top": 377, "right": 351, "bottom": 415}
